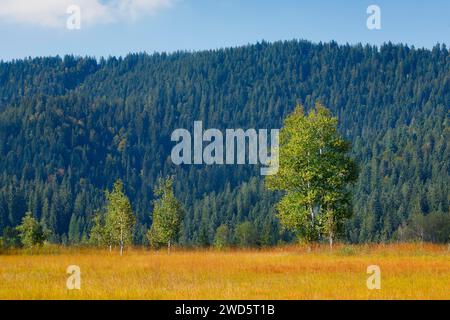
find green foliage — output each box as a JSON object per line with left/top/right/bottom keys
{"left": 16, "top": 212, "right": 47, "bottom": 248}
{"left": 234, "top": 221, "right": 258, "bottom": 247}
{"left": 1, "top": 226, "right": 21, "bottom": 248}
{"left": 104, "top": 180, "right": 135, "bottom": 254}
{"left": 89, "top": 212, "right": 106, "bottom": 246}
{"left": 398, "top": 212, "right": 450, "bottom": 243}
{"left": 214, "top": 224, "right": 231, "bottom": 249}
{"left": 266, "top": 104, "right": 358, "bottom": 245}
{"left": 147, "top": 176, "right": 184, "bottom": 249}
{"left": 0, "top": 41, "right": 448, "bottom": 244}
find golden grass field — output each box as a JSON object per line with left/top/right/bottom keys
{"left": 0, "top": 243, "right": 448, "bottom": 300}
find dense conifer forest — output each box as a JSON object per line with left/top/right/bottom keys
{"left": 0, "top": 40, "right": 448, "bottom": 246}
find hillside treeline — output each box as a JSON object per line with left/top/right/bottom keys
{"left": 0, "top": 40, "right": 448, "bottom": 246}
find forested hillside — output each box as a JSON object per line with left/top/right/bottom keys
{"left": 0, "top": 40, "right": 448, "bottom": 245}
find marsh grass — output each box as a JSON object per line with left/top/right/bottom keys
{"left": 0, "top": 243, "right": 448, "bottom": 299}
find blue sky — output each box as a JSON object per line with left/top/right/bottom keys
{"left": 0, "top": 0, "right": 448, "bottom": 61}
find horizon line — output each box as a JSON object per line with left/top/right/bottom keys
{"left": 1, "top": 38, "right": 448, "bottom": 63}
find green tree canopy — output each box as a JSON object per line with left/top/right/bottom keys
{"left": 234, "top": 221, "right": 258, "bottom": 247}
{"left": 214, "top": 224, "right": 231, "bottom": 249}
{"left": 266, "top": 104, "right": 358, "bottom": 247}
{"left": 89, "top": 211, "right": 106, "bottom": 246}
{"left": 105, "top": 180, "right": 135, "bottom": 255}
{"left": 16, "top": 212, "right": 47, "bottom": 249}
{"left": 147, "top": 176, "right": 184, "bottom": 252}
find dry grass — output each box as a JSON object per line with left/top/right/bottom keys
{"left": 0, "top": 243, "right": 448, "bottom": 300}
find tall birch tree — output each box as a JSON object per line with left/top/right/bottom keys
{"left": 147, "top": 176, "right": 184, "bottom": 253}
{"left": 266, "top": 103, "right": 358, "bottom": 248}
{"left": 105, "top": 180, "right": 135, "bottom": 255}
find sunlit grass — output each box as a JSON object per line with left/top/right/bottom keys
{"left": 0, "top": 243, "right": 448, "bottom": 299}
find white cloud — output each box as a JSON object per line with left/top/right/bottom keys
{"left": 0, "top": 0, "right": 173, "bottom": 27}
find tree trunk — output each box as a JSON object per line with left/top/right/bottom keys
{"left": 309, "top": 206, "right": 315, "bottom": 228}
{"left": 329, "top": 232, "right": 333, "bottom": 250}
{"left": 120, "top": 227, "right": 123, "bottom": 256}
{"left": 168, "top": 240, "right": 171, "bottom": 254}
{"left": 109, "top": 231, "right": 112, "bottom": 252}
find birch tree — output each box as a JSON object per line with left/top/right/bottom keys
{"left": 266, "top": 103, "right": 358, "bottom": 248}
{"left": 105, "top": 180, "right": 135, "bottom": 255}
{"left": 147, "top": 176, "right": 184, "bottom": 253}
{"left": 16, "top": 212, "right": 47, "bottom": 249}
